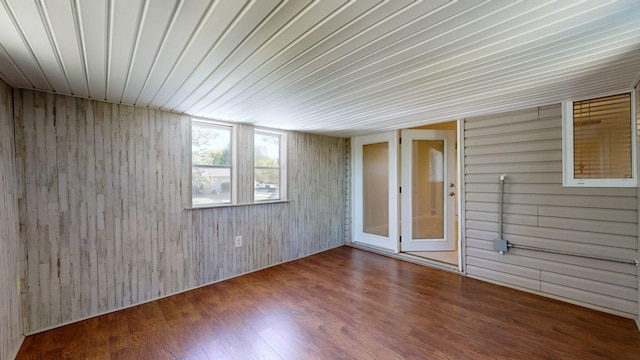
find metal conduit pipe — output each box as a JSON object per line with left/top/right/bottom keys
{"left": 492, "top": 174, "right": 638, "bottom": 266}
{"left": 507, "top": 243, "right": 638, "bottom": 266}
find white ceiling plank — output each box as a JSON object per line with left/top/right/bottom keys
{"left": 148, "top": 0, "right": 266, "bottom": 110}
{"left": 239, "top": 50, "right": 640, "bottom": 133}
{"left": 119, "top": 0, "right": 180, "bottom": 105}
{"left": 223, "top": 15, "right": 640, "bottom": 124}
{"left": 253, "top": 1, "right": 640, "bottom": 124}
{"left": 106, "top": 0, "right": 144, "bottom": 102}
{"left": 5, "top": 0, "right": 70, "bottom": 93}
{"left": 188, "top": 0, "right": 439, "bottom": 117}
{"left": 256, "top": 1, "right": 582, "bottom": 118}
{"left": 198, "top": 0, "right": 462, "bottom": 117}
{"left": 133, "top": 0, "right": 213, "bottom": 107}
{"left": 204, "top": 0, "right": 520, "bottom": 120}
{"left": 202, "top": 0, "right": 417, "bottom": 116}
{"left": 0, "top": 0, "right": 639, "bottom": 137}
{"left": 76, "top": 0, "right": 108, "bottom": 100}
{"left": 0, "top": 40, "right": 29, "bottom": 88}
{"left": 158, "top": 0, "right": 304, "bottom": 112}
{"left": 291, "top": 53, "right": 640, "bottom": 130}
{"left": 285, "top": 61, "right": 634, "bottom": 129}
{"left": 0, "top": 0, "right": 50, "bottom": 90}
{"left": 39, "top": 0, "right": 89, "bottom": 98}
{"left": 172, "top": 0, "right": 361, "bottom": 114}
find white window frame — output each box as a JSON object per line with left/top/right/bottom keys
{"left": 253, "top": 128, "right": 287, "bottom": 202}
{"left": 562, "top": 90, "right": 637, "bottom": 187}
{"left": 190, "top": 118, "right": 236, "bottom": 207}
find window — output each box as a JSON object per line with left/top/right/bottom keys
{"left": 189, "top": 120, "right": 287, "bottom": 207}
{"left": 191, "top": 120, "right": 232, "bottom": 206}
{"left": 562, "top": 92, "right": 637, "bottom": 187}
{"left": 254, "top": 129, "right": 286, "bottom": 202}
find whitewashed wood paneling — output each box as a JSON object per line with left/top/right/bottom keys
{"left": 344, "top": 139, "right": 351, "bottom": 244}
{"left": 0, "top": 80, "right": 23, "bottom": 359}
{"left": 464, "top": 104, "right": 638, "bottom": 317}
{"left": 14, "top": 89, "right": 347, "bottom": 333}
{"left": 236, "top": 124, "right": 254, "bottom": 204}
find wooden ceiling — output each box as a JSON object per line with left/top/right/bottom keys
{"left": 0, "top": 0, "right": 639, "bottom": 137}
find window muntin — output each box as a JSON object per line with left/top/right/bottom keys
{"left": 254, "top": 130, "right": 281, "bottom": 202}
{"left": 563, "top": 92, "right": 637, "bottom": 187}
{"left": 191, "top": 121, "right": 232, "bottom": 206}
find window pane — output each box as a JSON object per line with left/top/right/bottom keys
{"left": 192, "top": 166, "right": 231, "bottom": 205}
{"left": 362, "top": 142, "right": 389, "bottom": 237}
{"left": 255, "top": 133, "right": 280, "bottom": 167}
{"left": 573, "top": 93, "right": 632, "bottom": 179}
{"left": 412, "top": 140, "right": 444, "bottom": 239}
{"left": 192, "top": 122, "right": 231, "bottom": 166}
{"left": 254, "top": 169, "right": 280, "bottom": 201}
{"left": 254, "top": 131, "right": 281, "bottom": 202}
{"left": 191, "top": 120, "right": 232, "bottom": 206}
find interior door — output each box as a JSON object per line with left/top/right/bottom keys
{"left": 401, "top": 129, "right": 456, "bottom": 252}
{"left": 352, "top": 131, "right": 399, "bottom": 253}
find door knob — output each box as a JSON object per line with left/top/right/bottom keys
{"left": 449, "top": 192, "right": 455, "bottom": 196}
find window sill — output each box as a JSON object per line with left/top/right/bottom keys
{"left": 562, "top": 178, "right": 637, "bottom": 187}
{"left": 186, "top": 199, "right": 291, "bottom": 210}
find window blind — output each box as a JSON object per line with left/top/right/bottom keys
{"left": 573, "top": 93, "right": 632, "bottom": 179}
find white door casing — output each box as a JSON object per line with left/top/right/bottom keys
{"left": 400, "top": 129, "right": 456, "bottom": 252}
{"left": 352, "top": 131, "right": 399, "bottom": 253}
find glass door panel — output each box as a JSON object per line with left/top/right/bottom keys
{"left": 352, "top": 131, "right": 399, "bottom": 252}
{"left": 412, "top": 140, "right": 444, "bottom": 240}
{"left": 363, "top": 142, "right": 389, "bottom": 237}
{"left": 401, "top": 130, "right": 455, "bottom": 252}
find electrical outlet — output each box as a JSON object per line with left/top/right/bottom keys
{"left": 235, "top": 236, "right": 243, "bottom": 248}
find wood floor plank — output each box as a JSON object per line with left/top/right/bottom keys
{"left": 16, "top": 246, "right": 640, "bottom": 359}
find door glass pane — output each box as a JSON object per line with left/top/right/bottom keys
{"left": 363, "top": 142, "right": 389, "bottom": 237}
{"left": 412, "top": 140, "right": 444, "bottom": 239}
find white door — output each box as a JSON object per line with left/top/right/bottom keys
{"left": 400, "top": 130, "right": 456, "bottom": 252}
{"left": 352, "top": 131, "right": 399, "bottom": 253}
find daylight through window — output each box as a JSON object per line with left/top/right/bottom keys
{"left": 254, "top": 130, "right": 282, "bottom": 201}
{"left": 191, "top": 121, "right": 232, "bottom": 206}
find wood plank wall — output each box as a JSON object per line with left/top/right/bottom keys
{"left": 344, "top": 139, "right": 351, "bottom": 244}
{"left": 0, "top": 80, "right": 23, "bottom": 358}
{"left": 464, "top": 104, "right": 638, "bottom": 317}
{"left": 14, "top": 89, "right": 347, "bottom": 334}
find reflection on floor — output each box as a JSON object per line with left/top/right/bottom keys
{"left": 407, "top": 250, "right": 458, "bottom": 265}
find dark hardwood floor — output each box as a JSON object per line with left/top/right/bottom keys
{"left": 16, "top": 246, "right": 640, "bottom": 359}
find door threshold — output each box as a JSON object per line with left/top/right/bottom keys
{"left": 348, "top": 243, "right": 461, "bottom": 274}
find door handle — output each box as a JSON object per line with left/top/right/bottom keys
{"left": 449, "top": 192, "right": 455, "bottom": 196}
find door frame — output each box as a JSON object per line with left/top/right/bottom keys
{"left": 456, "top": 118, "right": 466, "bottom": 273}
{"left": 350, "top": 119, "right": 466, "bottom": 273}
{"left": 351, "top": 131, "right": 399, "bottom": 253}
{"left": 400, "top": 129, "right": 456, "bottom": 252}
